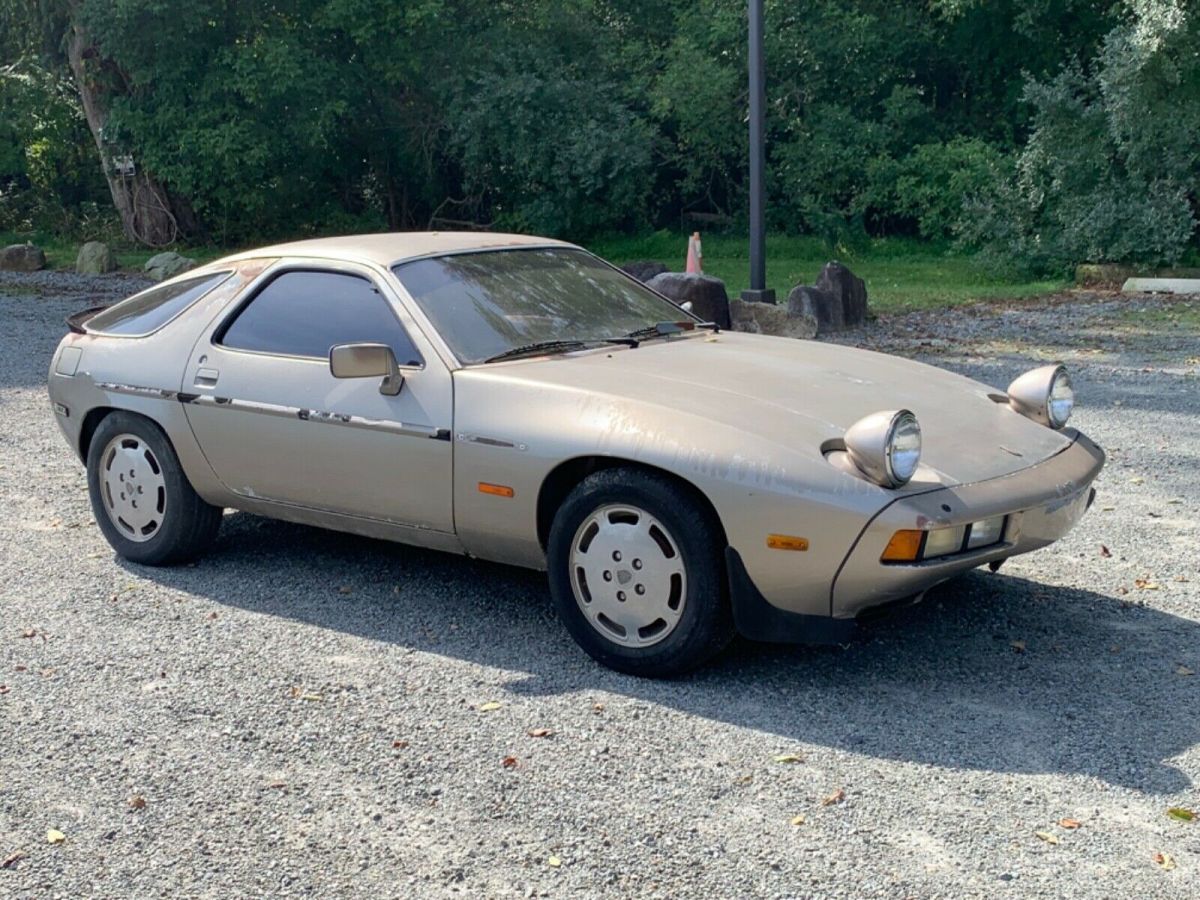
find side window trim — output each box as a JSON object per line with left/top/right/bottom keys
{"left": 212, "top": 265, "right": 425, "bottom": 369}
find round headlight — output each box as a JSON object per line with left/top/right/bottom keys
{"left": 1007, "top": 364, "right": 1073, "bottom": 429}
{"left": 1047, "top": 367, "right": 1074, "bottom": 428}
{"left": 844, "top": 409, "right": 923, "bottom": 488}
{"left": 887, "top": 411, "right": 922, "bottom": 484}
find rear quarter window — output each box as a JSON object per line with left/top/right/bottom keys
{"left": 87, "top": 271, "right": 233, "bottom": 336}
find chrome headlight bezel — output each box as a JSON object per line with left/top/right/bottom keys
{"left": 844, "top": 409, "right": 923, "bottom": 489}
{"left": 1007, "top": 364, "right": 1074, "bottom": 429}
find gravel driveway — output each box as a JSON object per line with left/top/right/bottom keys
{"left": 2, "top": 272, "right": 1197, "bottom": 898}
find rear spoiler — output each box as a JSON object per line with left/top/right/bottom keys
{"left": 66, "top": 305, "right": 109, "bottom": 334}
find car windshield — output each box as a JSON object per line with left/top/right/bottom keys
{"left": 392, "top": 248, "right": 693, "bottom": 363}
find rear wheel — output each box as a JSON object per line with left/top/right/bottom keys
{"left": 547, "top": 468, "right": 733, "bottom": 677}
{"left": 86, "top": 411, "right": 222, "bottom": 565}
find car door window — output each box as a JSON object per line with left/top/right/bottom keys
{"left": 218, "top": 270, "right": 423, "bottom": 365}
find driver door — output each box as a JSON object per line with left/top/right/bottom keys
{"left": 181, "top": 260, "right": 454, "bottom": 533}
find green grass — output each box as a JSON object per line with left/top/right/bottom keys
{"left": 4, "top": 227, "right": 1067, "bottom": 313}
{"left": 586, "top": 232, "right": 1067, "bottom": 313}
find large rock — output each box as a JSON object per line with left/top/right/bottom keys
{"left": 621, "top": 260, "right": 669, "bottom": 283}
{"left": 787, "top": 285, "right": 846, "bottom": 333}
{"left": 812, "top": 261, "right": 869, "bottom": 330}
{"left": 144, "top": 251, "right": 197, "bottom": 282}
{"left": 76, "top": 241, "right": 117, "bottom": 275}
{"left": 729, "top": 298, "right": 818, "bottom": 339}
{"left": 645, "top": 271, "right": 731, "bottom": 328}
{"left": 0, "top": 243, "right": 46, "bottom": 272}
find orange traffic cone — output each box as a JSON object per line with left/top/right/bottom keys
{"left": 686, "top": 231, "right": 703, "bottom": 273}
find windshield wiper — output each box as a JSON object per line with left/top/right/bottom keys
{"left": 625, "top": 320, "right": 719, "bottom": 342}
{"left": 483, "top": 337, "right": 638, "bottom": 364}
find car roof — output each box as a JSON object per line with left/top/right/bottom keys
{"left": 214, "top": 231, "right": 575, "bottom": 268}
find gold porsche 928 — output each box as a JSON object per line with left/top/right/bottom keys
{"left": 48, "top": 233, "right": 1103, "bottom": 676}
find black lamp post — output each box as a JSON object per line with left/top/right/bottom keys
{"left": 740, "top": 0, "right": 775, "bottom": 304}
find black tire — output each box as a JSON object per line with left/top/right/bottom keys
{"left": 547, "top": 468, "right": 734, "bottom": 677}
{"left": 86, "top": 410, "right": 222, "bottom": 565}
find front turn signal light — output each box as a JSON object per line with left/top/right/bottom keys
{"left": 880, "top": 530, "right": 923, "bottom": 562}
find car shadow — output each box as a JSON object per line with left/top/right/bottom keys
{"left": 122, "top": 510, "right": 1199, "bottom": 795}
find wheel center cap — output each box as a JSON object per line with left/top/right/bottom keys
{"left": 616, "top": 569, "right": 633, "bottom": 586}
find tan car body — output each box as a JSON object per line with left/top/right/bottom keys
{"left": 48, "top": 233, "right": 1103, "bottom": 643}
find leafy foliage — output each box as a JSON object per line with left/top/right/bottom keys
{"left": 0, "top": 0, "right": 1196, "bottom": 268}
{"left": 961, "top": 1, "right": 1200, "bottom": 271}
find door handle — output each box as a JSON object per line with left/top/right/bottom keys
{"left": 194, "top": 367, "right": 220, "bottom": 387}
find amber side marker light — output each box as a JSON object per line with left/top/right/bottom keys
{"left": 880, "top": 530, "right": 923, "bottom": 563}
{"left": 767, "top": 534, "right": 809, "bottom": 551}
{"left": 478, "top": 482, "right": 515, "bottom": 498}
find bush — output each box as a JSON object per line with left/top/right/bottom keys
{"left": 960, "top": 2, "right": 1200, "bottom": 272}
{"left": 865, "top": 137, "right": 1006, "bottom": 240}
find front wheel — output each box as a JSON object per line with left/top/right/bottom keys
{"left": 547, "top": 468, "right": 733, "bottom": 677}
{"left": 86, "top": 411, "right": 223, "bottom": 565}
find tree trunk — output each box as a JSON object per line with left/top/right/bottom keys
{"left": 65, "top": 21, "right": 191, "bottom": 247}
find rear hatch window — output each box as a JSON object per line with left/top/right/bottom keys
{"left": 86, "top": 271, "right": 233, "bottom": 336}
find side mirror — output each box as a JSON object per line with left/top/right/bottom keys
{"left": 329, "top": 342, "right": 404, "bottom": 396}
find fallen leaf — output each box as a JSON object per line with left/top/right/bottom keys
{"left": 477, "top": 701, "right": 503, "bottom": 712}
{"left": 501, "top": 756, "right": 519, "bottom": 769}
{"left": 526, "top": 728, "right": 554, "bottom": 738}
{"left": 1134, "top": 579, "right": 1161, "bottom": 590}
{"left": 774, "top": 753, "right": 805, "bottom": 764}
{"left": 1035, "top": 831, "right": 1059, "bottom": 845}
{"left": 821, "top": 788, "right": 845, "bottom": 806}
{"left": 1176, "top": 666, "right": 1195, "bottom": 677}
{"left": 207, "top": 612, "right": 218, "bottom": 620}
{"left": 392, "top": 739, "right": 409, "bottom": 749}
{"left": 547, "top": 855, "right": 562, "bottom": 868}
{"left": 128, "top": 795, "right": 146, "bottom": 810}
{"left": 46, "top": 829, "right": 66, "bottom": 845}
{"left": 1130, "top": 476, "right": 1145, "bottom": 484}
{"left": 289, "top": 687, "right": 323, "bottom": 701}
{"left": 20, "top": 629, "right": 36, "bottom": 639}
{"left": 269, "top": 780, "right": 287, "bottom": 789}
{"left": 735, "top": 774, "right": 753, "bottom": 785}
{"left": 1, "top": 850, "right": 26, "bottom": 869}
{"left": 1010, "top": 640, "right": 1027, "bottom": 653}
{"left": 790, "top": 815, "right": 806, "bottom": 826}
{"left": 1153, "top": 852, "right": 1176, "bottom": 870}
{"left": 592, "top": 703, "right": 605, "bottom": 713}
{"left": 1167, "top": 807, "right": 1196, "bottom": 822}
{"left": 1059, "top": 818, "right": 1082, "bottom": 829}
{"left": 1100, "top": 545, "right": 1112, "bottom": 558}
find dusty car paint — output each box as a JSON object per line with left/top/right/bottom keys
{"left": 48, "top": 232, "right": 1104, "bottom": 640}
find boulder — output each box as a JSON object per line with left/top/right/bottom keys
{"left": 645, "top": 271, "right": 731, "bottom": 328}
{"left": 1075, "top": 263, "right": 1135, "bottom": 287}
{"left": 729, "top": 298, "right": 818, "bottom": 339}
{"left": 621, "top": 260, "right": 669, "bottom": 283}
{"left": 787, "top": 285, "right": 845, "bottom": 333}
{"left": 76, "top": 241, "right": 117, "bottom": 275}
{"left": 144, "top": 251, "right": 197, "bottom": 282}
{"left": 812, "top": 261, "right": 869, "bottom": 329}
{"left": 0, "top": 243, "right": 46, "bottom": 272}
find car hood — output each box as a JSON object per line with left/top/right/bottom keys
{"left": 473, "top": 331, "right": 1073, "bottom": 487}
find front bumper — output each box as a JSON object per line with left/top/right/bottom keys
{"left": 730, "top": 429, "right": 1105, "bottom": 643}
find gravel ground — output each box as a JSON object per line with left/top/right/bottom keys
{"left": 1, "top": 272, "right": 1198, "bottom": 899}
